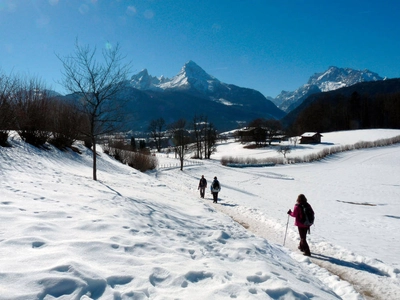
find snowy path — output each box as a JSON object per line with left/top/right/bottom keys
{"left": 155, "top": 137, "right": 400, "bottom": 300}
{"left": 209, "top": 199, "right": 400, "bottom": 300}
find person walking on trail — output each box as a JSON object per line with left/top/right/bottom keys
{"left": 210, "top": 176, "right": 221, "bottom": 203}
{"left": 198, "top": 175, "right": 207, "bottom": 198}
{"left": 287, "top": 194, "right": 314, "bottom": 257}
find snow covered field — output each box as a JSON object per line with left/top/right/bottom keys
{"left": 1, "top": 129, "right": 400, "bottom": 299}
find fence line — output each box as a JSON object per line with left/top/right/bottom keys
{"left": 158, "top": 159, "right": 204, "bottom": 169}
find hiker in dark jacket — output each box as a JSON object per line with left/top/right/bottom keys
{"left": 210, "top": 176, "right": 221, "bottom": 203}
{"left": 198, "top": 175, "right": 207, "bottom": 198}
{"left": 287, "top": 194, "right": 314, "bottom": 256}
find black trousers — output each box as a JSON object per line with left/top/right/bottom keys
{"left": 298, "top": 227, "right": 311, "bottom": 255}
{"left": 199, "top": 187, "right": 205, "bottom": 198}
{"left": 212, "top": 192, "right": 218, "bottom": 202}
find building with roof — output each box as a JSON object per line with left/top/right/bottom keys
{"left": 300, "top": 132, "right": 323, "bottom": 144}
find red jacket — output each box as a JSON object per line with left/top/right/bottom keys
{"left": 289, "top": 204, "right": 311, "bottom": 228}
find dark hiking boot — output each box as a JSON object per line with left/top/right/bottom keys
{"left": 303, "top": 252, "right": 311, "bottom": 257}
{"left": 298, "top": 246, "right": 304, "bottom": 252}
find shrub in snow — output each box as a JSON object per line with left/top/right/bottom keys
{"left": 126, "top": 151, "right": 158, "bottom": 172}
{"left": 222, "top": 135, "right": 400, "bottom": 166}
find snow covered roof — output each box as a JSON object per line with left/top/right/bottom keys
{"left": 301, "top": 132, "right": 323, "bottom": 137}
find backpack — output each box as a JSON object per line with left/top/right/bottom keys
{"left": 212, "top": 180, "right": 220, "bottom": 190}
{"left": 299, "top": 203, "right": 314, "bottom": 226}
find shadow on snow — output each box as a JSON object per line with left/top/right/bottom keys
{"left": 312, "top": 253, "right": 389, "bottom": 277}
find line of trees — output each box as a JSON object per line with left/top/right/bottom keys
{"left": 147, "top": 115, "right": 218, "bottom": 171}
{"left": 290, "top": 91, "right": 400, "bottom": 135}
{"left": 191, "top": 115, "right": 217, "bottom": 160}
{"left": 0, "top": 71, "right": 85, "bottom": 149}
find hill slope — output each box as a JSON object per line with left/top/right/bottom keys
{"left": 1, "top": 135, "right": 344, "bottom": 299}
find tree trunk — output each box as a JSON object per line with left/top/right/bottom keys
{"left": 92, "top": 137, "right": 97, "bottom": 181}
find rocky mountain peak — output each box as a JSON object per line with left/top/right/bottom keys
{"left": 129, "top": 68, "right": 168, "bottom": 90}
{"left": 158, "top": 60, "right": 219, "bottom": 92}
{"left": 274, "top": 66, "right": 384, "bottom": 112}
{"left": 179, "top": 60, "right": 213, "bottom": 81}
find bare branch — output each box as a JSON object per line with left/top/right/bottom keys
{"left": 56, "top": 40, "right": 131, "bottom": 180}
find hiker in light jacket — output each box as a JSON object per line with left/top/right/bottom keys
{"left": 287, "top": 194, "right": 313, "bottom": 256}
{"left": 210, "top": 176, "right": 221, "bottom": 203}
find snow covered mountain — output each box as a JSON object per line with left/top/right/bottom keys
{"left": 274, "top": 67, "right": 384, "bottom": 112}
{"left": 160, "top": 60, "right": 221, "bottom": 92}
{"left": 129, "top": 69, "right": 169, "bottom": 90}
{"left": 124, "top": 61, "right": 285, "bottom": 132}
{"left": 128, "top": 60, "right": 284, "bottom": 111}
{"left": 130, "top": 60, "right": 222, "bottom": 92}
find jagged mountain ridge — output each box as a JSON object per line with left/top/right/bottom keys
{"left": 124, "top": 61, "right": 285, "bottom": 132}
{"left": 129, "top": 69, "right": 169, "bottom": 90}
{"left": 129, "top": 60, "right": 284, "bottom": 112}
{"left": 274, "top": 66, "right": 384, "bottom": 112}
{"left": 62, "top": 61, "right": 285, "bottom": 132}
{"left": 130, "top": 60, "right": 221, "bottom": 92}
{"left": 130, "top": 60, "right": 253, "bottom": 99}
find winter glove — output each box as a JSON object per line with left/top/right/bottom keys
{"left": 287, "top": 209, "right": 292, "bottom": 215}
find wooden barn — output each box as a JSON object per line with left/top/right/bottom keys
{"left": 300, "top": 132, "right": 323, "bottom": 144}
{"left": 236, "top": 127, "right": 267, "bottom": 143}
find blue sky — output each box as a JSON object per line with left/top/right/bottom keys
{"left": 1, "top": 0, "right": 400, "bottom": 97}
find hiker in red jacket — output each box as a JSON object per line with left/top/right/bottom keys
{"left": 287, "top": 194, "right": 314, "bottom": 256}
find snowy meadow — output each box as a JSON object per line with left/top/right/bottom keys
{"left": 1, "top": 129, "right": 400, "bottom": 299}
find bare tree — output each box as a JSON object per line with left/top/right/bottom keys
{"left": 290, "top": 136, "right": 300, "bottom": 147}
{"left": 191, "top": 115, "right": 217, "bottom": 159}
{"left": 0, "top": 70, "right": 18, "bottom": 146}
{"left": 169, "top": 119, "right": 190, "bottom": 170}
{"left": 14, "top": 77, "right": 52, "bottom": 147}
{"left": 192, "top": 114, "right": 207, "bottom": 159}
{"left": 204, "top": 122, "right": 217, "bottom": 159}
{"left": 148, "top": 117, "right": 166, "bottom": 152}
{"left": 277, "top": 145, "right": 291, "bottom": 159}
{"left": 57, "top": 40, "right": 131, "bottom": 180}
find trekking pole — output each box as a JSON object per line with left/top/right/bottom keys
{"left": 283, "top": 214, "right": 290, "bottom": 246}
